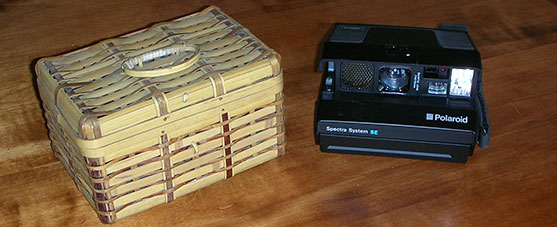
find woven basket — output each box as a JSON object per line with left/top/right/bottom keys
{"left": 34, "top": 6, "right": 285, "bottom": 224}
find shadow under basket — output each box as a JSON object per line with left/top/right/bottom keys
{"left": 35, "top": 6, "right": 285, "bottom": 224}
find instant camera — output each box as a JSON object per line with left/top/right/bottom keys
{"left": 315, "top": 23, "right": 490, "bottom": 162}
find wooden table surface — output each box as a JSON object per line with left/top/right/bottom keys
{"left": 1, "top": 0, "right": 556, "bottom": 226}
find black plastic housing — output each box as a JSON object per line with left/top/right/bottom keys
{"left": 315, "top": 23, "right": 490, "bottom": 163}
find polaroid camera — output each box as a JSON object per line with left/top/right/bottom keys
{"left": 315, "top": 23, "right": 490, "bottom": 162}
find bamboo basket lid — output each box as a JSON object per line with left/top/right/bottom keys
{"left": 36, "top": 6, "right": 281, "bottom": 141}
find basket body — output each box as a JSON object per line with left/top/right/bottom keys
{"left": 35, "top": 6, "right": 285, "bottom": 224}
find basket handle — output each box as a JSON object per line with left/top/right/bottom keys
{"left": 122, "top": 42, "right": 200, "bottom": 77}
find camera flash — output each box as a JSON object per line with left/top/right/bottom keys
{"left": 450, "top": 68, "right": 474, "bottom": 97}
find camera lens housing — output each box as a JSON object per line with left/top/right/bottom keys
{"left": 378, "top": 67, "right": 411, "bottom": 93}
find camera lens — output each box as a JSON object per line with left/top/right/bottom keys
{"left": 378, "top": 67, "right": 410, "bottom": 92}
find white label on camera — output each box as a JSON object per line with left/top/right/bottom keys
{"left": 413, "top": 72, "right": 421, "bottom": 91}
{"left": 426, "top": 113, "right": 468, "bottom": 124}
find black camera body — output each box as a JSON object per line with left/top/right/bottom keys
{"left": 315, "top": 23, "right": 490, "bottom": 163}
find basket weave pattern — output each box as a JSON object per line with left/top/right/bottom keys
{"left": 35, "top": 6, "right": 285, "bottom": 223}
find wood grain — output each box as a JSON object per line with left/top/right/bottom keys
{"left": 0, "top": 0, "right": 556, "bottom": 226}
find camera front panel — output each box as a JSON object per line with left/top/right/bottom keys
{"left": 330, "top": 60, "right": 480, "bottom": 104}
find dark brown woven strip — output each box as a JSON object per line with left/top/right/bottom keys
{"left": 160, "top": 134, "right": 174, "bottom": 202}
{"left": 275, "top": 93, "right": 286, "bottom": 156}
{"left": 222, "top": 113, "right": 233, "bottom": 178}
